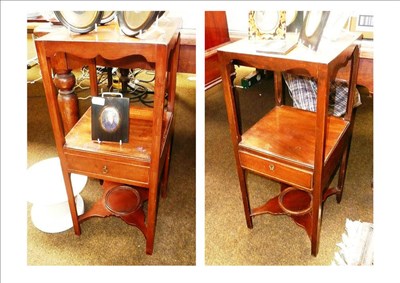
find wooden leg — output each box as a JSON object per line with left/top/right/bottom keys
{"left": 336, "top": 143, "right": 350, "bottom": 203}
{"left": 107, "top": 67, "right": 113, "bottom": 89}
{"left": 274, "top": 71, "right": 284, "bottom": 106}
{"left": 238, "top": 169, "right": 253, "bottom": 229}
{"left": 53, "top": 70, "right": 78, "bottom": 134}
{"left": 310, "top": 203, "right": 322, "bottom": 256}
{"left": 232, "top": 74, "right": 243, "bottom": 135}
{"left": 62, "top": 171, "right": 81, "bottom": 235}
{"left": 88, "top": 61, "right": 98, "bottom": 97}
{"left": 146, "top": 183, "right": 158, "bottom": 255}
{"left": 119, "top": 68, "right": 130, "bottom": 94}
{"left": 146, "top": 226, "right": 155, "bottom": 255}
{"left": 161, "top": 142, "right": 172, "bottom": 198}
{"left": 54, "top": 69, "right": 80, "bottom": 235}
{"left": 337, "top": 109, "right": 357, "bottom": 203}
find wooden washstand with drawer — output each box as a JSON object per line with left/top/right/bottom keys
{"left": 217, "top": 32, "right": 361, "bottom": 256}
{"left": 35, "top": 19, "right": 181, "bottom": 255}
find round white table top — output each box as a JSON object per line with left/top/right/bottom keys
{"left": 31, "top": 194, "right": 85, "bottom": 233}
{"left": 26, "top": 157, "right": 87, "bottom": 205}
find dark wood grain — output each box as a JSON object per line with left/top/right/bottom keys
{"left": 240, "top": 106, "right": 348, "bottom": 168}
{"left": 205, "top": 11, "right": 235, "bottom": 89}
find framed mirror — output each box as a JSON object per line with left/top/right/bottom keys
{"left": 100, "top": 11, "right": 116, "bottom": 25}
{"left": 53, "top": 11, "right": 103, "bottom": 34}
{"left": 117, "top": 11, "right": 164, "bottom": 37}
{"left": 298, "top": 11, "right": 330, "bottom": 51}
{"left": 286, "top": 11, "right": 304, "bottom": 33}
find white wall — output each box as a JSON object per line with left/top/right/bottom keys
{"left": 167, "top": 11, "right": 197, "bottom": 30}
{"left": 226, "top": 11, "right": 249, "bottom": 34}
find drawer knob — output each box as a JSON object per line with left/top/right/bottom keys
{"left": 269, "top": 164, "right": 275, "bottom": 171}
{"left": 102, "top": 165, "right": 108, "bottom": 174}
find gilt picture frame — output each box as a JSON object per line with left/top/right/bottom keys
{"left": 248, "top": 10, "right": 286, "bottom": 40}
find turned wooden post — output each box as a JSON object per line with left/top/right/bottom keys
{"left": 53, "top": 70, "right": 79, "bottom": 134}
{"left": 119, "top": 68, "right": 130, "bottom": 93}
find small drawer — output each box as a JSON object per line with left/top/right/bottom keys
{"left": 65, "top": 152, "right": 149, "bottom": 186}
{"left": 239, "top": 151, "right": 312, "bottom": 189}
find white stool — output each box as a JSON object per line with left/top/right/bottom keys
{"left": 27, "top": 157, "right": 87, "bottom": 233}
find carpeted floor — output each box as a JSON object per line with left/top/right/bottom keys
{"left": 26, "top": 35, "right": 196, "bottom": 265}
{"left": 205, "top": 67, "right": 373, "bottom": 265}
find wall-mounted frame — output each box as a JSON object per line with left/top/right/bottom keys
{"left": 298, "top": 11, "right": 330, "bottom": 51}
{"left": 350, "top": 13, "right": 373, "bottom": 39}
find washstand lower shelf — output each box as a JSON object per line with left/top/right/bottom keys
{"left": 79, "top": 181, "right": 149, "bottom": 238}
{"left": 250, "top": 186, "right": 341, "bottom": 240}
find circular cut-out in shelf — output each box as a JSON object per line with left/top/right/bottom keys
{"left": 278, "top": 187, "right": 312, "bottom": 216}
{"left": 105, "top": 185, "right": 142, "bottom": 215}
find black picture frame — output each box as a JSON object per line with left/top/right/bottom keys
{"left": 91, "top": 93, "right": 130, "bottom": 143}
